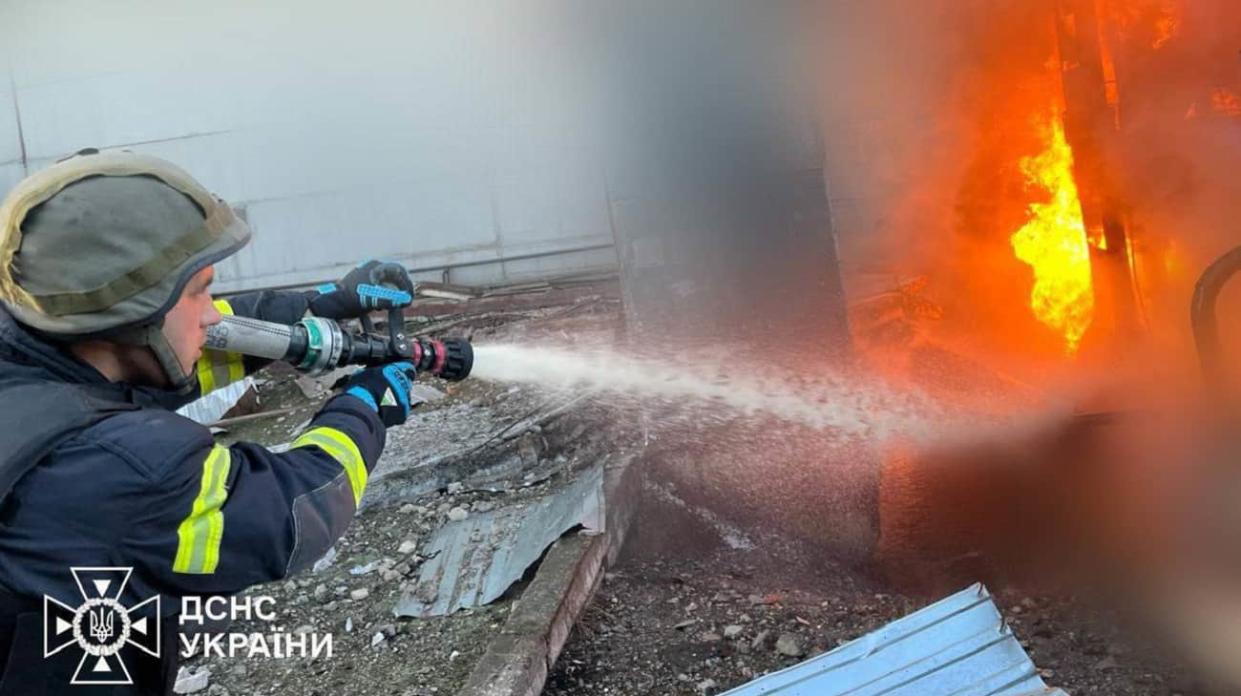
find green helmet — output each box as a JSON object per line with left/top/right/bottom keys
{"left": 0, "top": 149, "right": 251, "bottom": 390}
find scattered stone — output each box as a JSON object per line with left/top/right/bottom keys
{"left": 312, "top": 584, "right": 328, "bottom": 602}
{"left": 750, "top": 629, "right": 772, "bottom": 651}
{"left": 381, "top": 570, "right": 400, "bottom": 582}
{"left": 293, "top": 624, "right": 315, "bottom": 635}
{"left": 399, "top": 503, "right": 417, "bottom": 514}
{"left": 699, "top": 632, "right": 722, "bottom": 643}
{"left": 1094, "top": 656, "right": 1120, "bottom": 671}
{"left": 447, "top": 507, "right": 469, "bottom": 522}
{"left": 446, "top": 481, "right": 464, "bottom": 495}
{"left": 311, "top": 547, "right": 337, "bottom": 573}
{"left": 206, "top": 685, "right": 230, "bottom": 696}
{"left": 227, "top": 664, "right": 247, "bottom": 679}
{"left": 350, "top": 588, "right": 370, "bottom": 601}
{"left": 375, "top": 623, "right": 397, "bottom": 637}
{"left": 775, "top": 633, "right": 805, "bottom": 658}
{"left": 697, "top": 678, "right": 718, "bottom": 694}
{"left": 673, "top": 620, "right": 696, "bottom": 631}
{"left": 398, "top": 540, "right": 418, "bottom": 555}
{"left": 345, "top": 617, "right": 353, "bottom": 633}
{"left": 723, "top": 625, "right": 744, "bottom": 639}
{"left": 173, "top": 666, "right": 211, "bottom": 694}
{"left": 371, "top": 631, "right": 387, "bottom": 648}
{"left": 350, "top": 561, "right": 378, "bottom": 576}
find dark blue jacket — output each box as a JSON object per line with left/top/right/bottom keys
{"left": 0, "top": 293, "right": 387, "bottom": 694}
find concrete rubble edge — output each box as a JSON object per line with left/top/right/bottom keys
{"left": 457, "top": 453, "right": 642, "bottom": 696}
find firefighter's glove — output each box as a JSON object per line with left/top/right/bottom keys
{"left": 309, "top": 259, "right": 415, "bottom": 319}
{"left": 342, "top": 361, "right": 418, "bottom": 427}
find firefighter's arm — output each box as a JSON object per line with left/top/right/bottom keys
{"left": 129, "top": 395, "right": 381, "bottom": 595}
{"left": 131, "top": 364, "right": 416, "bottom": 596}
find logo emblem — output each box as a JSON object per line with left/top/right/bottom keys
{"left": 43, "top": 568, "right": 161, "bottom": 686}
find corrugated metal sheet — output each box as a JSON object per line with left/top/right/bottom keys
{"left": 723, "top": 584, "right": 1068, "bottom": 696}
{"left": 393, "top": 465, "right": 604, "bottom": 618}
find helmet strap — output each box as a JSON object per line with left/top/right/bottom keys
{"left": 110, "top": 322, "right": 196, "bottom": 394}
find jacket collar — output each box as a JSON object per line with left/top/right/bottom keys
{"left": 0, "top": 305, "right": 109, "bottom": 385}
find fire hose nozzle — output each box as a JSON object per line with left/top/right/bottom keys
{"left": 204, "top": 314, "right": 473, "bottom": 381}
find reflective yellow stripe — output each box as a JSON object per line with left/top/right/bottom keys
{"left": 195, "top": 300, "right": 244, "bottom": 395}
{"left": 291, "top": 427, "right": 368, "bottom": 506}
{"left": 173, "top": 446, "right": 232, "bottom": 574}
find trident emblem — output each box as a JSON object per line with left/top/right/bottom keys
{"left": 89, "top": 607, "right": 115, "bottom": 642}
{"left": 43, "top": 568, "right": 162, "bottom": 686}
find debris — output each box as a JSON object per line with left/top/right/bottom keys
{"left": 720, "top": 584, "right": 1067, "bottom": 695}
{"left": 723, "top": 625, "right": 744, "bottom": 640}
{"left": 177, "top": 378, "right": 256, "bottom": 425}
{"left": 750, "top": 630, "right": 772, "bottom": 651}
{"left": 345, "top": 617, "right": 353, "bottom": 633}
{"left": 700, "top": 632, "right": 722, "bottom": 643}
{"left": 350, "top": 561, "right": 379, "bottom": 576}
{"left": 311, "top": 546, "right": 337, "bottom": 573}
{"left": 410, "top": 384, "right": 447, "bottom": 404}
{"left": 208, "top": 406, "right": 299, "bottom": 430}
{"left": 173, "top": 666, "right": 211, "bottom": 694}
{"left": 447, "top": 507, "right": 469, "bottom": 522}
{"left": 350, "top": 588, "right": 370, "bottom": 601}
{"left": 697, "top": 678, "right": 718, "bottom": 694}
{"left": 673, "top": 620, "right": 696, "bottom": 631}
{"left": 413, "top": 280, "right": 481, "bottom": 302}
{"left": 395, "top": 465, "right": 604, "bottom": 618}
{"left": 371, "top": 632, "right": 387, "bottom": 648}
{"left": 774, "top": 634, "right": 804, "bottom": 658}
{"left": 1094, "top": 656, "right": 1119, "bottom": 671}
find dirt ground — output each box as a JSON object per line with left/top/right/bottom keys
{"left": 547, "top": 486, "right": 1212, "bottom": 696}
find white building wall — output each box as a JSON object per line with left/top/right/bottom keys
{"left": 0, "top": 1, "right": 618, "bottom": 292}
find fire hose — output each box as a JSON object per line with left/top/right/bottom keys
{"left": 203, "top": 305, "right": 473, "bottom": 381}
{"left": 1191, "top": 244, "right": 1241, "bottom": 389}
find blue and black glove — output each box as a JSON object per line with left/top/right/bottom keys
{"left": 309, "top": 259, "right": 415, "bottom": 320}
{"left": 341, "top": 361, "right": 418, "bottom": 427}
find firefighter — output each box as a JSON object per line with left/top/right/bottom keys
{"left": 0, "top": 150, "right": 421, "bottom": 694}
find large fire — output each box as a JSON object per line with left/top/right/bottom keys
{"left": 1010, "top": 112, "right": 1095, "bottom": 354}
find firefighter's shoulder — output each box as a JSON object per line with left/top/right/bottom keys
{"left": 78, "top": 407, "right": 215, "bottom": 481}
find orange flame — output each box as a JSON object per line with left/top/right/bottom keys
{"left": 1010, "top": 112, "right": 1095, "bottom": 354}
{"left": 1105, "top": 0, "right": 1181, "bottom": 49}
{"left": 1151, "top": 2, "right": 1180, "bottom": 49}
{"left": 1213, "top": 88, "right": 1241, "bottom": 117}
